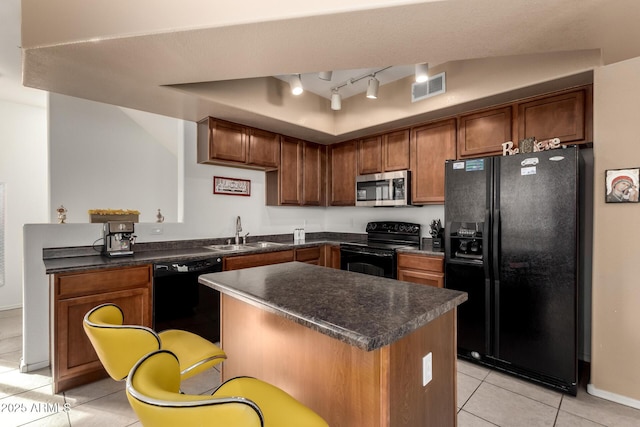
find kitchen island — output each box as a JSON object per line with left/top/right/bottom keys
{"left": 199, "top": 262, "right": 467, "bottom": 427}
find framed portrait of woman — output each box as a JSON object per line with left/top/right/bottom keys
{"left": 605, "top": 168, "right": 640, "bottom": 203}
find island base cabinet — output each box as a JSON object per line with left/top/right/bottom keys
{"left": 220, "top": 294, "right": 457, "bottom": 427}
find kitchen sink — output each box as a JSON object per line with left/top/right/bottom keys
{"left": 203, "top": 244, "right": 252, "bottom": 252}
{"left": 203, "top": 241, "right": 285, "bottom": 252}
{"left": 245, "top": 241, "right": 285, "bottom": 248}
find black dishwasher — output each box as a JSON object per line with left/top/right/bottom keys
{"left": 153, "top": 257, "right": 222, "bottom": 343}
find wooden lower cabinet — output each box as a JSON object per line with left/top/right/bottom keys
{"left": 322, "top": 244, "right": 341, "bottom": 269}
{"left": 51, "top": 265, "right": 152, "bottom": 393}
{"left": 295, "top": 246, "right": 322, "bottom": 265}
{"left": 223, "top": 250, "right": 295, "bottom": 271}
{"left": 397, "top": 253, "right": 444, "bottom": 288}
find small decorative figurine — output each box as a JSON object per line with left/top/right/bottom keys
{"left": 156, "top": 209, "right": 165, "bottom": 223}
{"left": 56, "top": 205, "right": 67, "bottom": 224}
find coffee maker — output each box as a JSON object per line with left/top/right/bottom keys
{"left": 102, "top": 221, "right": 136, "bottom": 257}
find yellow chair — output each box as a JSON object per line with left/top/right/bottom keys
{"left": 126, "top": 349, "right": 328, "bottom": 427}
{"left": 83, "top": 303, "right": 226, "bottom": 382}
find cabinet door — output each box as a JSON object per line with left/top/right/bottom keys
{"left": 358, "top": 136, "right": 383, "bottom": 175}
{"left": 209, "top": 119, "right": 247, "bottom": 163}
{"left": 458, "top": 107, "right": 513, "bottom": 158}
{"left": 295, "top": 246, "right": 322, "bottom": 265}
{"left": 52, "top": 265, "right": 152, "bottom": 393}
{"left": 383, "top": 129, "right": 410, "bottom": 171}
{"left": 329, "top": 141, "right": 357, "bottom": 206}
{"left": 248, "top": 128, "right": 280, "bottom": 168}
{"left": 323, "top": 245, "right": 341, "bottom": 269}
{"left": 410, "top": 119, "right": 457, "bottom": 204}
{"left": 518, "top": 88, "right": 590, "bottom": 144}
{"left": 302, "top": 142, "right": 325, "bottom": 206}
{"left": 279, "top": 137, "right": 302, "bottom": 205}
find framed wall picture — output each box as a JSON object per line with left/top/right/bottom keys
{"left": 605, "top": 168, "right": 639, "bottom": 203}
{"left": 213, "top": 176, "right": 251, "bottom": 196}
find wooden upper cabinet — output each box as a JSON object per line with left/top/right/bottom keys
{"left": 383, "top": 129, "right": 410, "bottom": 172}
{"left": 278, "top": 136, "right": 302, "bottom": 205}
{"left": 410, "top": 119, "right": 457, "bottom": 205}
{"left": 458, "top": 106, "right": 513, "bottom": 158}
{"left": 328, "top": 140, "right": 357, "bottom": 206}
{"left": 358, "top": 136, "right": 382, "bottom": 175}
{"left": 518, "top": 87, "right": 591, "bottom": 144}
{"left": 357, "top": 129, "right": 410, "bottom": 175}
{"left": 266, "top": 138, "right": 325, "bottom": 206}
{"left": 197, "top": 117, "right": 279, "bottom": 169}
{"left": 248, "top": 128, "right": 280, "bottom": 169}
{"left": 198, "top": 118, "right": 246, "bottom": 163}
{"left": 301, "top": 141, "right": 325, "bottom": 206}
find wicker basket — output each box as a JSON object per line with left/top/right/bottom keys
{"left": 89, "top": 214, "right": 139, "bottom": 223}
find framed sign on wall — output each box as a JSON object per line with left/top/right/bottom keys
{"left": 213, "top": 176, "right": 251, "bottom": 196}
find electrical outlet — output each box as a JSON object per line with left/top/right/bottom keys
{"left": 422, "top": 352, "right": 432, "bottom": 386}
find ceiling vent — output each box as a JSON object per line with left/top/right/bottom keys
{"left": 411, "top": 72, "right": 446, "bottom": 103}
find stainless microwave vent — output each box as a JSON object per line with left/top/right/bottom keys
{"left": 411, "top": 72, "right": 446, "bottom": 102}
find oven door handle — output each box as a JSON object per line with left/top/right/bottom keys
{"left": 340, "top": 247, "right": 395, "bottom": 257}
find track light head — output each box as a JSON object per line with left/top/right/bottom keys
{"left": 366, "top": 76, "right": 379, "bottom": 99}
{"left": 318, "top": 71, "right": 333, "bottom": 81}
{"left": 415, "top": 63, "right": 429, "bottom": 83}
{"left": 290, "top": 74, "right": 303, "bottom": 95}
{"left": 331, "top": 90, "right": 341, "bottom": 110}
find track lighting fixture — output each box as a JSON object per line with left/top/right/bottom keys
{"left": 326, "top": 66, "right": 390, "bottom": 110}
{"left": 331, "top": 90, "right": 341, "bottom": 111}
{"left": 289, "top": 74, "right": 303, "bottom": 95}
{"left": 318, "top": 71, "right": 333, "bottom": 81}
{"left": 415, "top": 63, "right": 429, "bottom": 83}
{"left": 366, "top": 76, "right": 379, "bottom": 99}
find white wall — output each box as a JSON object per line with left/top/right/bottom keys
{"left": 0, "top": 99, "right": 47, "bottom": 310}
{"left": 49, "top": 93, "right": 180, "bottom": 224}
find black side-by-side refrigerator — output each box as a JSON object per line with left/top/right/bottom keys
{"left": 444, "top": 146, "right": 582, "bottom": 395}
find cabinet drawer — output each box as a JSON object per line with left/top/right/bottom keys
{"left": 224, "top": 250, "right": 294, "bottom": 271}
{"left": 397, "top": 253, "right": 443, "bottom": 273}
{"left": 397, "top": 269, "right": 444, "bottom": 288}
{"left": 55, "top": 265, "right": 152, "bottom": 299}
{"left": 295, "top": 246, "right": 321, "bottom": 263}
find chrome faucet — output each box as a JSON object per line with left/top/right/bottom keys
{"left": 234, "top": 216, "right": 242, "bottom": 244}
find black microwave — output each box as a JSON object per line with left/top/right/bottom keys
{"left": 355, "top": 170, "right": 411, "bottom": 207}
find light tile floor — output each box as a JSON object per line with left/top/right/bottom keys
{"left": 1, "top": 307, "right": 639, "bottom": 426}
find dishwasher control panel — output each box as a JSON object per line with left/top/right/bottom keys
{"left": 153, "top": 257, "right": 222, "bottom": 276}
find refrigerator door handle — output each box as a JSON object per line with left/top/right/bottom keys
{"left": 492, "top": 208, "right": 501, "bottom": 356}
{"left": 483, "top": 209, "right": 491, "bottom": 281}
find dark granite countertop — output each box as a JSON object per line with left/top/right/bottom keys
{"left": 199, "top": 262, "right": 467, "bottom": 351}
{"left": 42, "top": 239, "right": 341, "bottom": 274}
{"left": 42, "top": 233, "right": 444, "bottom": 274}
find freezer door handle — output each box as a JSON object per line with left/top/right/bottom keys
{"left": 492, "top": 208, "right": 501, "bottom": 356}
{"left": 484, "top": 208, "right": 491, "bottom": 281}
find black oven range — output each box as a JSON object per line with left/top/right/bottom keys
{"left": 340, "top": 221, "right": 421, "bottom": 279}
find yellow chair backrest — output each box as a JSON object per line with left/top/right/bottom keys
{"left": 126, "top": 350, "right": 264, "bottom": 427}
{"left": 83, "top": 303, "right": 161, "bottom": 381}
